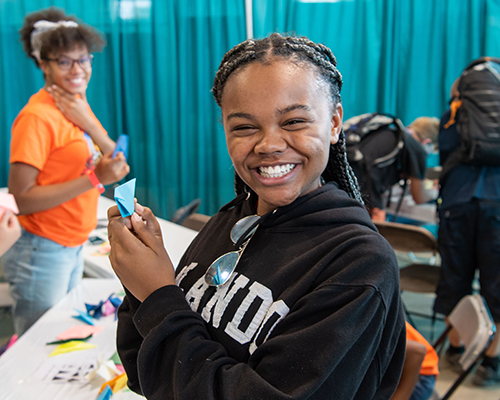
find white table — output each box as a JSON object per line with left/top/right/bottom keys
{"left": 0, "top": 279, "right": 143, "bottom": 399}
{"left": 383, "top": 185, "right": 437, "bottom": 224}
{"left": 83, "top": 196, "right": 198, "bottom": 278}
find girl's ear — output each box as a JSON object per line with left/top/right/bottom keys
{"left": 330, "top": 104, "right": 343, "bottom": 145}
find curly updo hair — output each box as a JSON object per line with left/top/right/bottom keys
{"left": 19, "top": 7, "right": 105, "bottom": 68}
{"left": 212, "top": 33, "right": 363, "bottom": 203}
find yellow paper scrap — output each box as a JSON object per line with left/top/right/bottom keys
{"left": 49, "top": 340, "right": 97, "bottom": 357}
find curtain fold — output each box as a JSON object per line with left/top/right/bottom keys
{"left": 1, "top": 0, "right": 499, "bottom": 217}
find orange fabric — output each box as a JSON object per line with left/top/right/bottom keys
{"left": 443, "top": 100, "right": 462, "bottom": 129}
{"left": 10, "top": 89, "right": 105, "bottom": 246}
{"left": 405, "top": 322, "right": 439, "bottom": 376}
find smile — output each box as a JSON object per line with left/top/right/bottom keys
{"left": 258, "top": 163, "right": 296, "bottom": 178}
{"left": 69, "top": 78, "right": 84, "bottom": 84}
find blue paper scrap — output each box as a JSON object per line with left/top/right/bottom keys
{"left": 114, "top": 178, "right": 136, "bottom": 217}
{"left": 96, "top": 385, "right": 113, "bottom": 400}
{"left": 72, "top": 308, "right": 95, "bottom": 326}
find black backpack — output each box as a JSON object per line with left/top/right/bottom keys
{"left": 344, "top": 112, "right": 408, "bottom": 214}
{"left": 441, "top": 57, "right": 500, "bottom": 180}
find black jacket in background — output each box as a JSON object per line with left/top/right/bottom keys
{"left": 117, "top": 182, "right": 406, "bottom": 399}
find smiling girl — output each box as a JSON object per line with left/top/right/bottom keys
{"left": 108, "top": 33, "right": 405, "bottom": 399}
{"left": 1, "top": 7, "right": 129, "bottom": 335}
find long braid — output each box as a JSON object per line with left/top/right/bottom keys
{"left": 212, "top": 33, "right": 362, "bottom": 203}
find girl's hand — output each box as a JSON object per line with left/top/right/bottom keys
{"left": 108, "top": 203, "right": 175, "bottom": 302}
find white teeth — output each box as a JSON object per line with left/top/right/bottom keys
{"left": 70, "top": 78, "right": 83, "bottom": 84}
{"left": 258, "top": 164, "right": 295, "bottom": 178}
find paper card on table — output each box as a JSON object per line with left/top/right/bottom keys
{"left": 72, "top": 308, "right": 95, "bottom": 325}
{"left": 49, "top": 341, "right": 97, "bottom": 357}
{"left": 56, "top": 325, "right": 103, "bottom": 341}
{"left": 114, "top": 178, "right": 136, "bottom": 217}
{"left": 0, "top": 192, "right": 19, "bottom": 219}
{"left": 35, "top": 358, "right": 97, "bottom": 385}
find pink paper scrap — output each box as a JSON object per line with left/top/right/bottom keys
{"left": 56, "top": 325, "right": 104, "bottom": 341}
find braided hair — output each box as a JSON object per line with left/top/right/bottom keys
{"left": 212, "top": 33, "right": 363, "bottom": 203}
{"left": 19, "top": 7, "right": 105, "bottom": 68}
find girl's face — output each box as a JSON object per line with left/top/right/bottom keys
{"left": 40, "top": 44, "right": 92, "bottom": 96}
{"left": 221, "top": 60, "right": 342, "bottom": 216}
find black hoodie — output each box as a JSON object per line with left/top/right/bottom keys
{"left": 117, "top": 182, "right": 406, "bottom": 399}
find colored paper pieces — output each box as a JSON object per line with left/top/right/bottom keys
{"left": 114, "top": 178, "right": 136, "bottom": 217}
{"left": 99, "top": 373, "right": 127, "bottom": 397}
{"left": 85, "top": 294, "right": 122, "bottom": 320}
{"left": 0, "top": 192, "right": 19, "bottom": 219}
{"left": 49, "top": 341, "right": 97, "bottom": 357}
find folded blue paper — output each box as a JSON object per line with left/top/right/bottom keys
{"left": 114, "top": 178, "right": 136, "bottom": 217}
{"left": 72, "top": 308, "right": 95, "bottom": 325}
{"left": 96, "top": 385, "right": 113, "bottom": 400}
{"left": 112, "top": 134, "right": 128, "bottom": 159}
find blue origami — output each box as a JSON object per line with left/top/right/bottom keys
{"left": 114, "top": 178, "right": 136, "bottom": 217}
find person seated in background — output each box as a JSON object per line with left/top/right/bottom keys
{"left": 0, "top": 210, "right": 21, "bottom": 257}
{"left": 107, "top": 33, "right": 406, "bottom": 399}
{"left": 392, "top": 322, "right": 439, "bottom": 400}
{"left": 345, "top": 113, "right": 440, "bottom": 221}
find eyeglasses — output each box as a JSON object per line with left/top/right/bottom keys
{"left": 204, "top": 215, "right": 261, "bottom": 287}
{"left": 43, "top": 55, "right": 94, "bottom": 71}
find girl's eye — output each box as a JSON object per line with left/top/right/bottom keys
{"left": 284, "top": 119, "right": 306, "bottom": 128}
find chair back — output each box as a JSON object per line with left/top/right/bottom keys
{"left": 374, "top": 220, "right": 438, "bottom": 254}
{"left": 448, "top": 294, "right": 496, "bottom": 371}
{"left": 182, "top": 213, "right": 211, "bottom": 232}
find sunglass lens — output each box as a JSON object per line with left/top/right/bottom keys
{"left": 230, "top": 215, "right": 260, "bottom": 244}
{"left": 205, "top": 250, "right": 240, "bottom": 286}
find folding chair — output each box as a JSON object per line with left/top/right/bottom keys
{"left": 374, "top": 221, "right": 441, "bottom": 329}
{"left": 432, "top": 294, "right": 496, "bottom": 400}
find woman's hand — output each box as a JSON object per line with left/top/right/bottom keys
{"left": 0, "top": 210, "right": 21, "bottom": 256}
{"left": 47, "top": 85, "right": 94, "bottom": 132}
{"left": 108, "top": 203, "right": 175, "bottom": 302}
{"left": 94, "top": 152, "right": 130, "bottom": 186}
{"left": 46, "top": 84, "right": 115, "bottom": 153}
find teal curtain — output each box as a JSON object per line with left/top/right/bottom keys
{"left": 1, "top": 0, "right": 499, "bottom": 218}
{"left": 253, "top": 0, "right": 500, "bottom": 124}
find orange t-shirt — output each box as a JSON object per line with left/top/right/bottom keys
{"left": 405, "top": 322, "right": 439, "bottom": 376}
{"left": 10, "top": 89, "right": 105, "bottom": 247}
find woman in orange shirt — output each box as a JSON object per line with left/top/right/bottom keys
{"left": 1, "top": 7, "right": 129, "bottom": 335}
